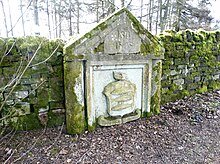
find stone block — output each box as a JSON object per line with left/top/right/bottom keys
{"left": 0, "top": 92, "right": 4, "bottom": 102}
{"left": 213, "top": 74, "right": 219, "bottom": 80}
{"left": 5, "top": 100, "right": 14, "bottom": 106}
{"left": 36, "top": 83, "right": 49, "bottom": 108}
{"left": 174, "top": 58, "right": 185, "bottom": 65}
{"left": 170, "top": 70, "right": 180, "bottom": 76}
{"left": 184, "top": 78, "right": 194, "bottom": 84}
{"left": 48, "top": 65, "right": 63, "bottom": 78}
{"left": 48, "top": 78, "right": 64, "bottom": 102}
{"left": 173, "top": 79, "right": 184, "bottom": 86}
{"left": 178, "top": 65, "right": 186, "bottom": 69}
{"left": 2, "top": 67, "right": 15, "bottom": 77}
{"left": 15, "top": 91, "right": 29, "bottom": 99}
{"left": 194, "top": 76, "right": 201, "bottom": 82}
{"left": 0, "top": 67, "right": 3, "bottom": 75}
{"left": 13, "top": 102, "right": 31, "bottom": 116}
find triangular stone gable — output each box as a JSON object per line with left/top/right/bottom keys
{"left": 64, "top": 8, "right": 164, "bottom": 60}
{"left": 64, "top": 8, "right": 165, "bottom": 134}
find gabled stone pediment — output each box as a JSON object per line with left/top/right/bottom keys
{"left": 64, "top": 8, "right": 164, "bottom": 61}
{"left": 64, "top": 8, "right": 164, "bottom": 134}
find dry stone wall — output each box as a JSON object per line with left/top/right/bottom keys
{"left": 0, "top": 36, "right": 65, "bottom": 129}
{"left": 1, "top": 30, "right": 220, "bottom": 131}
{"left": 160, "top": 30, "right": 220, "bottom": 104}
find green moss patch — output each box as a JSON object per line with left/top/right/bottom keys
{"left": 160, "top": 30, "right": 220, "bottom": 104}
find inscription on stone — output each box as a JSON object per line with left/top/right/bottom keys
{"left": 104, "top": 25, "right": 141, "bottom": 54}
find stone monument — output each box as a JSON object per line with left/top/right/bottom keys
{"left": 64, "top": 8, "right": 164, "bottom": 134}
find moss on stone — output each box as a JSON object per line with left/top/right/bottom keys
{"left": 208, "top": 81, "right": 220, "bottom": 90}
{"left": 47, "top": 111, "right": 65, "bottom": 127}
{"left": 142, "top": 111, "right": 152, "bottom": 118}
{"left": 94, "top": 43, "right": 104, "bottom": 53}
{"left": 160, "top": 30, "right": 220, "bottom": 104}
{"left": 64, "top": 61, "right": 86, "bottom": 134}
{"left": 10, "top": 113, "right": 42, "bottom": 130}
{"left": 87, "top": 122, "right": 97, "bottom": 132}
{"left": 151, "top": 61, "right": 162, "bottom": 114}
{"left": 0, "top": 36, "right": 65, "bottom": 130}
{"left": 9, "top": 110, "right": 65, "bottom": 130}
{"left": 198, "top": 85, "right": 208, "bottom": 94}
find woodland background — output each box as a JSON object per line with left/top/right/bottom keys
{"left": 0, "top": 0, "right": 219, "bottom": 39}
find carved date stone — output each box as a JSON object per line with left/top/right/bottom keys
{"left": 104, "top": 26, "right": 141, "bottom": 54}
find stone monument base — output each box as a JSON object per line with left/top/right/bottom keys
{"left": 98, "top": 109, "right": 141, "bottom": 126}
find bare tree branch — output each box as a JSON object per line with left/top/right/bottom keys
{"left": 0, "top": 41, "right": 43, "bottom": 112}
{"left": 0, "top": 0, "right": 8, "bottom": 37}
{"left": 29, "top": 43, "right": 61, "bottom": 67}
{"left": 0, "top": 80, "right": 46, "bottom": 122}
{"left": 7, "top": 0, "right": 33, "bottom": 34}
{"left": 3, "top": 131, "right": 27, "bottom": 164}
{"left": 0, "top": 39, "right": 17, "bottom": 65}
{"left": 12, "top": 128, "right": 47, "bottom": 163}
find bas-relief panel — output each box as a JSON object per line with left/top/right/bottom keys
{"left": 88, "top": 64, "right": 145, "bottom": 126}
{"left": 103, "top": 71, "right": 136, "bottom": 117}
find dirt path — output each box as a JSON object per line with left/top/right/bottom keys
{"left": 1, "top": 90, "right": 220, "bottom": 163}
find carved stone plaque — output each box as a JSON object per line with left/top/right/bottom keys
{"left": 103, "top": 72, "right": 136, "bottom": 117}
{"left": 104, "top": 25, "right": 141, "bottom": 54}
{"left": 89, "top": 64, "right": 146, "bottom": 127}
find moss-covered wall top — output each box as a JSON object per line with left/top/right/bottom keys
{"left": 0, "top": 36, "right": 65, "bottom": 130}
{"left": 160, "top": 30, "right": 220, "bottom": 104}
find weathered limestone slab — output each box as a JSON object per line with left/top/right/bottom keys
{"left": 64, "top": 8, "right": 164, "bottom": 134}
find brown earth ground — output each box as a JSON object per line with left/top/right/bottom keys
{"left": 1, "top": 90, "right": 220, "bottom": 164}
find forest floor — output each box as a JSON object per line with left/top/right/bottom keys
{"left": 1, "top": 90, "right": 220, "bottom": 164}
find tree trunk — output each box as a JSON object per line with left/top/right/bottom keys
{"left": 140, "top": 0, "right": 143, "bottom": 23}
{"left": 7, "top": 0, "right": 13, "bottom": 36}
{"left": 160, "top": 0, "right": 170, "bottom": 32}
{"left": 155, "top": 0, "right": 160, "bottom": 34}
{"left": 33, "top": 0, "right": 40, "bottom": 35}
{"left": 96, "top": 0, "right": 99, "bottom": 23}
{"left": 53, "top": 1, "right": 58, "bottom": 38}
{"left": 175, "top": 0, "right": 186, "bottom": 31}
{"left": 148, "top": 0, "right": 152, "bottom": 31}
{"left": 46, "top": 0, "right": 51, "bottom": 38}
{"left": 0, "top": 1, "right": 8, "bottom": 37}
{"left": 121, "top": 0, "right": 125, "bottom": 8}
{"left": 76, "top": 0, "right": 80, "bottom": 34}
{"left": 69, "top": 0, "right": 73, "bottom": 36}
{"left": 158, "top": 0, "right": 163, "bottom": 32}
{"left": 58, "top": 0, "right": 62, "bottom": 37}
{"left": 101, "top": 0, "right": 104, "bottom": 19}
{"left": 20, "top": 0, "right": 26, "bottom": 36}
{"left": 108, "top": 0, "right": 115, "bottom": 14}
{"left": 168, "top": 0, "right": 174, "bottom": 29}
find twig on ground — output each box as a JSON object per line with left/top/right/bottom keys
{"left": 12, "top": 127, "right": 47, "bottom": 163}
{"left": 76, "top": 147, "right": 92, "bottom": 163}
{"left": 0, "top": 128, "right": 15, "bottom": 145}
{"left": 3, "top": 131, "right": 27, "bottom": 164}
{"left": 0, "top": 129, "right": 16, "bottom": 148}
{"left": 45, "top": 123, "right": 64, "bottom": 152}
